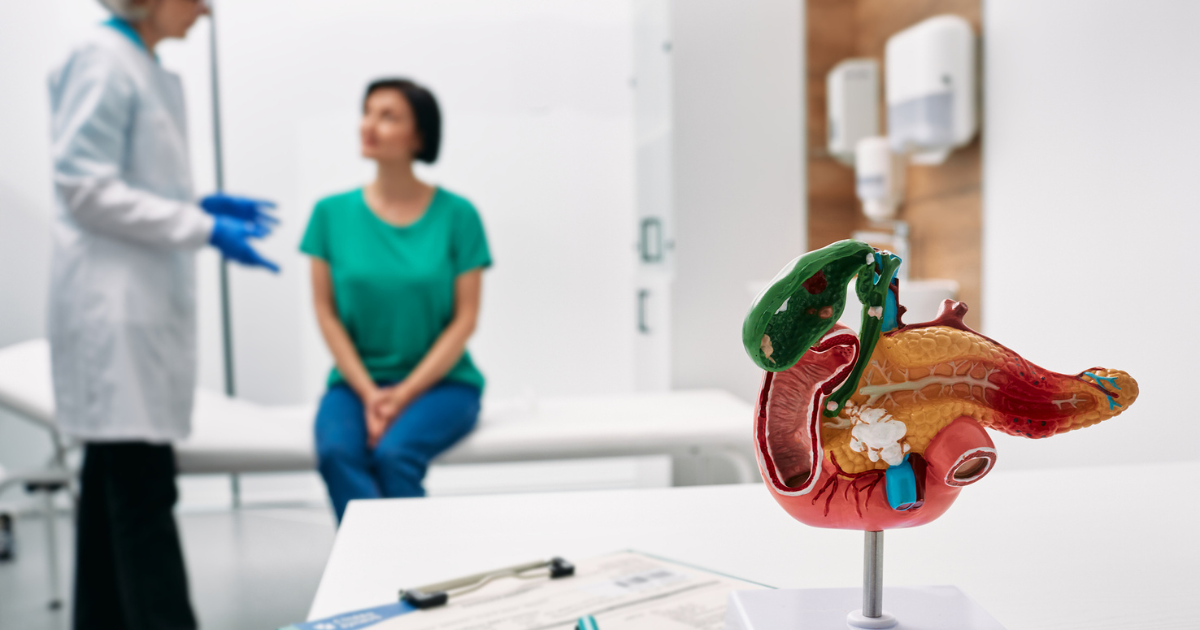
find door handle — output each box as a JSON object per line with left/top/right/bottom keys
{"left": 638, "top": 289, "right": 651, "bottom": 334}
{"left": 639, "top": 217, "right": 663, "bottom": 263}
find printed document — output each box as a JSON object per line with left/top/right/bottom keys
{"left": 379, "top": 551, "right": 764, "bottom": 630}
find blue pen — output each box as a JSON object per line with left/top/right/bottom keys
{"left": 576, "top": 614, "right": 600, "bottom": 630}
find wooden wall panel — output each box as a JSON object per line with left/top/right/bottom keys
{"left": 806, "top": 0, "right": 983, "bottom": 328}
{"left": 806, "top": 0, "right": 861, "bottom": 252}
{"left": 854, "top": 0, "right": 980, "bottom": 57}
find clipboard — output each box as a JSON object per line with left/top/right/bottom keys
{"left": 287, "top": 551, "right": 768, "bottom": 630}
{"left": 282, "top": 557, "right": 577, "bottom": 630}
{"left": 400, "top": 557, "right": 576, "bottom": 609}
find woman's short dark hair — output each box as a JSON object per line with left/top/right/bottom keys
{"left": 364, "top": 78, "right": 441, "bottom": 164}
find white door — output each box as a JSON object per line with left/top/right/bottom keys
{"left": 633, "top": 0, "right": 674, "bottom": 391}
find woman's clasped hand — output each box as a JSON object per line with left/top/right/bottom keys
{"left": 364, "top": 384, "right": 416, "bottom": 447}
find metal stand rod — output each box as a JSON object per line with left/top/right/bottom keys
{"left": 210, "top": 4, "right": 243, "bottom": 513}
{"left": 209, "top": 3, "right": 235, "bottom": 402}
{"left": 219, "top": 260, "right": 234, "bottom": 396}
{"left": 863, "top": 530, "right": 884, "bottom": 618}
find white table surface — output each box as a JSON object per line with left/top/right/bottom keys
{"left": 310, "top": 461, "right": 1200, "bottom": 629}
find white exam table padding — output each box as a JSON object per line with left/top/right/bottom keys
{"left": 0, "top": 339, "right": 56, "bottom": 431}
{"left": 0, "top": 339, "right": 757, "bottom": 481}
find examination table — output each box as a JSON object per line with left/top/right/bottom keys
{"left": 0, "top": 338, "right": 757, "bottom": 607}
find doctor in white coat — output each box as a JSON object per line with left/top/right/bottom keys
{"left": 48, "top": 1, "right": 277, "bottom": 627}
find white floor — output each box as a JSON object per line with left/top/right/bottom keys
{"left": 0, "top": 507, "right": 335, "bottom": 630}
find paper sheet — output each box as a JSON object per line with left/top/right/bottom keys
{"left": 379, "top": 551, "right": 765, "bottom": 629}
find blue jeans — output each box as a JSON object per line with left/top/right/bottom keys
{"left": 314, "top": 381, "right": 480, "bottom": 523}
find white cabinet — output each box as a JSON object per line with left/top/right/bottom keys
{"left": 633, "top": 0, "right": 806, "bottom": 401}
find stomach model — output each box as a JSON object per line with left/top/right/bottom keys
{"left": 742, "top": 240, "right": 1138, "bottom": 531}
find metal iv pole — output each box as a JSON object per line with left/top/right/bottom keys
{"left": 207, "top": 1, "right": 241, "bottom": 508}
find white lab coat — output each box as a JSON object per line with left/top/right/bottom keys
{"left": 47, "top": 26, "right": 214, "bottom": 442}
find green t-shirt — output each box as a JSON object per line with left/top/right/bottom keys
{"left": 300, "top": 187, "right": 491, "bottom": 392}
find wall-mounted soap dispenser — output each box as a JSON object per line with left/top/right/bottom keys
{"left": 826, "top": 59, "right": 880, "bottom": 164}
{"left": 885, "top": 15, "right": 977, "bottom": 164}
{"left": 855, "top": 136, "right": 905, "bottom": 223}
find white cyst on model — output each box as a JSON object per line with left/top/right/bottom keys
{"left": 847, "top": 405, "right": 910, "bottom": 466}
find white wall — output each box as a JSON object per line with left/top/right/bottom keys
{"left": 669, "top": 0, "right": 806, "bottom": 403}
{"left": 0, "top": 2, "right": 640, "bottom": 411}
{"left": 213, "top": 0, "right": 637, "bottom": 404}
{"left": 983, "top": 0, "right": 1200, "bottom": 467}
{"left": 3, "top": 1, "right": 807, "bottom": 418}
{"left": 0, "top": 4, "right": 65, "bottom": 351}
{"left": 0, "top": 0, "right": 65, "bottom": 497}
{"left": 0, "top": 2, "right": 638, "bottom": 504}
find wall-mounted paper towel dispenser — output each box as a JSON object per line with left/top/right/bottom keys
{"left": 885, "top": 15, "right": 978, "bottom": 164}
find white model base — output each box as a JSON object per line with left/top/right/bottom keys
{"left": 725, "top": 585, "right": 1005, "bottom": 630}
{"left": 845, "top": 610, "right": 899, "bottom": 629}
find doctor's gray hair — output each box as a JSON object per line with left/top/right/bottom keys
{"left": 97, "top": 0, "right": 148, "bottom": 20}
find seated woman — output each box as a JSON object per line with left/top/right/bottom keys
{"left": 301, "top": 78, "right": 491, "bottom": 523}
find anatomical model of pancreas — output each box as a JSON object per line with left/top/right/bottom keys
{"left": 742, "top": 240, "right": 1138, "bottom": 531}
{"left": 825, "top": 304, "right": 1137, "bottom": 475}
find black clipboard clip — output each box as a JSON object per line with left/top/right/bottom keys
{"left": 400, "top": 557, "right": 575, "bottom": 610}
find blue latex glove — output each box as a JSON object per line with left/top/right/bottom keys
{"left": 200, "top": 193, "right": 279, "bottom": 230}
{"left": 209, "top": 215, "right": 280, "bottom": 273}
